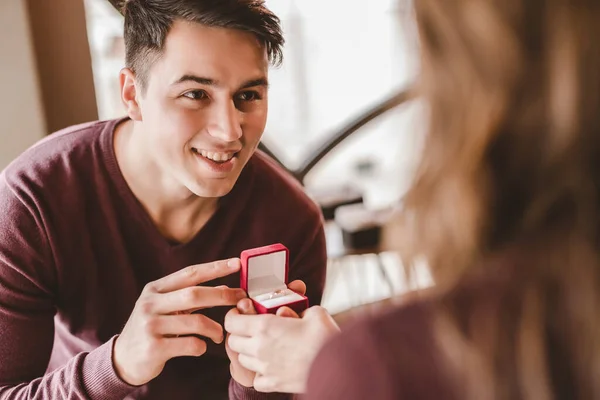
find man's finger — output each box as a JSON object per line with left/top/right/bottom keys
{"left": 156, "top": 314, "right": 224, "bottom": 344}
{"left": 237, "top": 298, "right": 257, "bottom": 315}
{"left": 225, "top": 333, "right": 241, "bottom": 362}
{"left": 253, "top": 374, "right": 277, "bottom": 393}
{"left": 225, "top": 308, "right": 270, "bottom": 336}
{"left": 275, "top": 306, "right": 299, "bottom": 318}
{"left": 225, "top": 333, "right": 235, "bottom": 356}
{"left": 287, "top": 280, "right": 306, "bottom": 295}
{"left": 148, "top": 258, "right": 241, "bottom": 293}
{"left": 154, "top": 285, "right": 247, "bottom": 314}
{"left": 227, "top": 334, "right": 257, "bottom": 357}
{"left": 162, "top": 335, "right": 208, "bottom": 360}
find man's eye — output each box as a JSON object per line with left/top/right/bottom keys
{"left": 183, "top": 90, "right": 208, "bottom": 100}
{"left": 236, "top": 91, "right": 261, "bottom": 102}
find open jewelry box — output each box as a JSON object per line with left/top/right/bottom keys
{"left": 240, "top": 243, "right": 308, "bottom": 314}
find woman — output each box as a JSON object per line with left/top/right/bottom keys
{"left": 226, "top": 0, "right": 600, "bottom": 397}
{"left": 304, "top": 0, "right": 600, "bottom": 398}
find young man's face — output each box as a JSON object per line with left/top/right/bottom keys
{"left": 134, "top": 21, "right": 269, "bottom": 198}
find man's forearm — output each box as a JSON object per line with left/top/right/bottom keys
{"left": 0, "top": 337, "right": 135, "bottom": 400}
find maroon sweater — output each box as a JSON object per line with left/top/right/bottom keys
{"left": 305, "top": 300, "right": 455, "bottom": 400}
{"left": 0, "top": 119, "right": 326, "bottom": 399}
{"left": 305, "top": 250, "right": 574, "bottom": 399}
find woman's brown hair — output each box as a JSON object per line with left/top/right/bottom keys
{"left": 403, "top": 0, "right": 600, "bottom": 398}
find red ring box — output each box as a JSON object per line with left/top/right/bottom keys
{"left": 240, "top": 243, "right": 308, "bottom": 314}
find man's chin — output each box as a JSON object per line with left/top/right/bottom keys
{"left": 188, "top": 179, "right": 236, "bottom": 199}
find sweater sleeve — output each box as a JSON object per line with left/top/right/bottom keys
{"left": 228, "top": 379, "right": 295, "bottom": 400}
{"left": 0, "top": 174, "right": 135, "bottom": 399}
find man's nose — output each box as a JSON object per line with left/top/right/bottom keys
{"left": 207, "top": 101, "right": 243, "bottom": 142}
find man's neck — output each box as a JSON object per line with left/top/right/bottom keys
{"left": 113, "top": 119, "right": 218, "bottom": 244}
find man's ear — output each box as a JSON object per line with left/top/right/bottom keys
{"left": 119, "top": 68, "right": 143, "bottom": 121}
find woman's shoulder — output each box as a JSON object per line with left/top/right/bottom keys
{"left": 306, "top": 293, "right": 458, "bottom": 399}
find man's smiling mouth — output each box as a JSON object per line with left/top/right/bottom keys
{"left": 192, "top": 148, "right": 238, "bottom": 163}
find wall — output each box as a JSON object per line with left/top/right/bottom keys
{"left": 26, "top": 0, "right": 98, "bottom": 133}
{"left": 0, "top": 0, "right": 99, "bottom": 170}
{"left": 0, "top": 1, "right": 47, "bottom": 169}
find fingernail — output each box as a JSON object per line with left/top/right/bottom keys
{"left": 236, "top": 290, "right": 248, "bottom": 300}
{"left": 240, "top": 298, "right": 252, "bottom": 310}
{"left": 227, "top": 259, "right": 239, "bottom": 269}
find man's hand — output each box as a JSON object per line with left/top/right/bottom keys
{"left": 113, "top": 258, "right": 247, "bottom": 386}
{"left": 225, "top": 291, "right": 340, "bottom": 393}
{"left": 225, "top": 280, "right": 306, "bottom": 388}
{"left": 225, "top": 300, "right": 257, "bottom": 387}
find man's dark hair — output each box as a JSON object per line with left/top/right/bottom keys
{"left": 119, "top": 0, "right": 284, "bottom": 90}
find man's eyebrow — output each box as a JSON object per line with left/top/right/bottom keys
{"left": 172, "top": 74, "right": 218, "bottom": 86}
{"left": 171, "top": 75, "right": 269, "bottom": 90}
{"left": 239, "top": 78, "right": 269, "bottom": 90}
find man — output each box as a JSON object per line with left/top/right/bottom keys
{"left": 0, "top": 1, "right": 326, "bottom": 399}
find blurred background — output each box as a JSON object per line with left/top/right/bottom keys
{"left": 1, "top": 0, "right": 430, "bottom": 321}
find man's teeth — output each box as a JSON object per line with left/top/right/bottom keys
{"left": 198, "top": 150, "right": 234, "bottom": 162}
